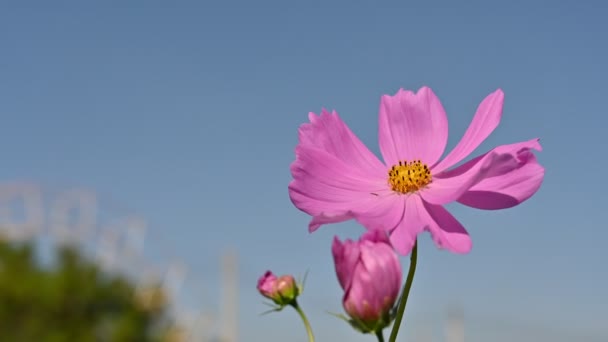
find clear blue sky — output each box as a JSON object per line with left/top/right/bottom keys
{"left": 1, "top": 1, "right": 606, "bottom": 341}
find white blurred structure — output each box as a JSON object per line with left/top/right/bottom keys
{"left": 0, "top": 181, "right": 240, "bottom": 342}
{"left": 218, "top": 250, "right": 239, "bottom": 342}
{"left": 0, "top": 183, "right": 44, "bottom": 241}
{"left": 445, "top": 307, "right": 465, "bottom": 342}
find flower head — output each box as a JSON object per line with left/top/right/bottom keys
{"left": 257, "top": 271, "right": 300, "bottom": 306}
{"left": 289, "top": 87, "right": 544, "bottom": 255}
{"left": 333, "top": 230, "right": 402, "bottom": 332}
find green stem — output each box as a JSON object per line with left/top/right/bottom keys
{"left": 388, "top": 240, "right": 418, "bottom": 342}
{"left": 375, "top": 329, "right": 385, "bottom": 342}
{"left": 292, "top": 300, "right": 315, "bottom": 342}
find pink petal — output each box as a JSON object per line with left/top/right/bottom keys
{"left": 332, "top": 236, "right": 361, "bottom": 291}
{"left": 420, "top": 139, "right": 541, "bottom": 205}
{"left": 389, "top": 195, "right": 472, "bottom": 255}
{"left": 289, "top": 145, "right": 387, "bottom": 232}
{"left": 299, "top": 109, "right": 387, "bottom": 179}
{"left": 422, "top": 200, "right": 472, "bottom": 254}
{"left": 358, "top": 240, "right": 402, "bottom": 308}
{"left": 457, "top": 153, "right": 545, "bottom": 210}
{"left": 388, "top": 195, "right": 426, "bottom": 255}
{"left": 257, "top": 271, "right": 277, "bottom": 296}
{"left": 309, "top": 212, "right": 357, "bottom": 232}
{"left": 360, "top": 229, "right": 392, "bottom": 245}
{"left": 432, "top": 89, "right": 504, "bottom": 173}
{"left": 378, "top": 87, "right": 448, "bottom": 167}
{"left": 312, "top": 194, "right": 405, "bottom": 233}
{"left": 333, "top": 230, "right": 398, "bottom": 300}
{"left": 306, "top": 190, "right": 406, "bottom": 233}
{"left": 353, "top": 194, "right": 405, "bottom": 232}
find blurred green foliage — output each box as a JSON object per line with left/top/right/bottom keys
{"left": 0, "top": 239, "right": 172, "bottom": 342}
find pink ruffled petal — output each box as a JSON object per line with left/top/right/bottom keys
{"left": 421, "top": 139, "right": 541, "bottom": 205}
{"left": 457, "top": 153, "right": 545, "bottom": 210}
{"left": 289, "top": 145, "right": 387, "bottom": 232}
{"left": 299, "top": 109, "right": 387, "bottom": 179}
{"left": 388, "top": 195, "right": 426, "bottom": 255}
{"left": 378, "top": 87, "right": 448, "bottom": 167}
{"left": 311, "top": 194, "right": 405, "bottom": 233}
{"left": 422, "top": 200, "right": 472, "bottom": 254}
{"left": 432, "top": 89, "right": 504, "bottom": 173}
{"left": 306, "top": 185, "right": 404, "bottom": 233}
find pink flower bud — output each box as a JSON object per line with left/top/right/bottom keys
{"left": 276, "top": 275, "right": 297, "bottom": 300}
{"left": 257, "top": 271, "right": 299, "bottom": 306}
{"left": 257, "top": 271, "right": 278, "bottom": 299}
{"left": 332, "top": 230, "right": 402, "bottom": 331}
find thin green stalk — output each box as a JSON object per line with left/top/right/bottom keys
{"left": 375, "top": 329, "right": 385, "bottom": 342}
{"left": 291, "top": 300, "right": 315, "bottom": 342}
{"left": 388, "top": 240, "right": 418, "bottom": 342}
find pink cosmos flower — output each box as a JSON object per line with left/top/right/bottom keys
{"left": 332, "top": 230, "right": 402, "bottom": 330}
{"left": 289, "top": 87, "right": 544, "bottom": 255}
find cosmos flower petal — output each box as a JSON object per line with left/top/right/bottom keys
{"left": 289, "top": 145, "right": 386, "bottom": 232}
{"left": 389, "top": 195, "right": 426, "bottom": 255}
{"left": 298, "top": 109, "right": 386, "bottom": 179}
{"left": 423, "top": 201, "right": 472, "bottom": 253}
{"left": 420, "top": 155, "right": 500, "bottom": 205}
{"left": 309, "top": 212, "right": 356, "bottom": 232}
{"left": 432, "top": 89, "right": 504, "bottom": 173}
{"left": 457, "top": 153, "right": 545, "bottom": 210}
{"left": 353, "top": 194, "right": 406, "bottom": 232}
{"left": 420, "top": 139, "right": 541, "bottom": 205}
{"left": 378, "top": 87, "right": 448, "bottom": 167}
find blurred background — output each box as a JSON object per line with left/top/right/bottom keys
{"left": 1, "top": 0, "right": 606, "bottom": 341}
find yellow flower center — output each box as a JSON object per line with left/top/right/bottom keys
{"left": 388, "top": 160, "right": 432, "bottom": 194}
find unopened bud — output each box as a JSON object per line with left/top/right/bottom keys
{"left": 257, "top": 271, "right": 300, "bottom": 306}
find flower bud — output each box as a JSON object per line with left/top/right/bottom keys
{"left": 276, "top": 275, "right": 298, "bottom": 302}
{"left": 257, "top": 271, "right": 299, "bottom": 306}
{"left": 332, "top": 230, "right": 402, "bottom": 332}
{"left": 257, "top": 271, "right": 278, "bottom": 299}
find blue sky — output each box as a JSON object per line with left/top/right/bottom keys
{"left": 1, "top": 1, "right": 606, "bottom": 341}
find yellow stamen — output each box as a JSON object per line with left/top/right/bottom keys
{"left": 388, "top": 159, "right": 432, "bottom": 194}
